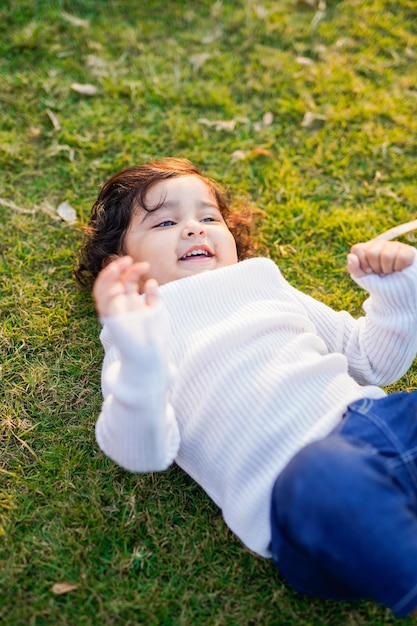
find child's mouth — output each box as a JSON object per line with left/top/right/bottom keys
{"left": 179, "top": 249, "right": 213, "bottom": 261}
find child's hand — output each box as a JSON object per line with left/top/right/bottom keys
{"left": 93, "top": 256, "right": 158, "bottom": 317}
{"left": 347, "top": 240, "right": 415, "bottom": 278}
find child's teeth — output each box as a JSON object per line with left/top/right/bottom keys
{"left": 187, "top": 250, "right": 207, "bottom": 257}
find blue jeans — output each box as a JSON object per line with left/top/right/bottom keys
{"left": 270, "top": 392, "right": 417, "bottom": 617}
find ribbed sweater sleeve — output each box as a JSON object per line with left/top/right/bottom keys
{"left": 284, "top": 251, "right": 417, "bottom": 385}
{"left": 348, "top": 254, "right": 417, "bottom": 383}
{"left": 95, "top": 303, "right": 180, "bottom": 472}
{"left": 288, "top": 254, "right": 417, "bottom": 385}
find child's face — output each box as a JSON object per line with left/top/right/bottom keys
{"left": 123, "top": 175, "right": 238, "bottom": 289}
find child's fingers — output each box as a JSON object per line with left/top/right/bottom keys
{"left": 346, "top": 253, "right": 366, "bottom": 278}
{"left": 352, "top": 240, "right": 392, "bottom": 275}
{"left": 143, "top": 278, "right": 159, "bottom": 307}
{"left": 93, "top": 256, "right": 132, "bottom": 307}
{"left": 98, "top": 255, "right": 132, "bottom": 281}
{"left": 93, "top": 257, "right": 150, "bottom": 316}
{"left": 121, "top": 261, "right": 150, "bottom": 293}
{"left": 349, "top": 241, "right": 415, "bottom": 277}
{"left": 94, "top": 256, "right": 132, "bottom": 292}
{"left": 379, "top": 242, "right": 400, "bottom": 274}
{"left": 391, "top": 243, "right": 416, "bottom": 272}
{"left": 365, "top": 240, "right": 413, "bottom": 274}
{"left": 365, "top": 240, "right": 391, "bottom": 274}
{"left": 349, "top": 243, "right": 373, "bottom": 275}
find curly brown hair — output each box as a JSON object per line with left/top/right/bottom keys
{"left": 75, "top": 157, "right": 256, "bottom": 289}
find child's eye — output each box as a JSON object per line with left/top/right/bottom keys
{"left": 201, "top": 216, "right": 217, "bottom": 223}
{"left": 155, "top": 220, "right": 175, "bottom": 228}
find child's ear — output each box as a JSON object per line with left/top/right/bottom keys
{"left": 102, "top": 254, "right": 120, "bottom": 268}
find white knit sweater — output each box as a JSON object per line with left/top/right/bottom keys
{"left": 96, "top": 257, "right": 417, "bottom": 557}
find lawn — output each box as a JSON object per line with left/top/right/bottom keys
{"left": 1, "top": 0, "right": 417, "bottom": 624}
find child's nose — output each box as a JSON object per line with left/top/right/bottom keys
{"left": 183, "top": 220, "right": 207, "bottom": 238}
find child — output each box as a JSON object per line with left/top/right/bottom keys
{"left": 77, "top": 158, "right": 417, "bottom": 618}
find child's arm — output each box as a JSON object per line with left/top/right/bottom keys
{"left": 291, "top": 241, "right": 417, "bottom": 386}
{"left": 93, "top": 257, "right": 180, "bottom": 473}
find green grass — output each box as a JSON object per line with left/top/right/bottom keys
{"left": 1, "top": 0, "right": 417, "bottom": 623}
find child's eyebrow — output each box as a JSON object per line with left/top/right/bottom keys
{"left": 138, "top": 201, "right": 177, "bottom": 223}
{"left": 140, "top": 199, "right": 219, "bottom": 221}
{"left": 156, "top": 199, "right": 218, "bottom": 210}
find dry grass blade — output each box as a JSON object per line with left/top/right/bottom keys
{"left": 374, "top": 220, "right": 417, "bottom": 241}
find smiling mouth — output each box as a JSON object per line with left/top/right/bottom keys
{"left": 179, "top": 249, "right": 213, "bottom": 261}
